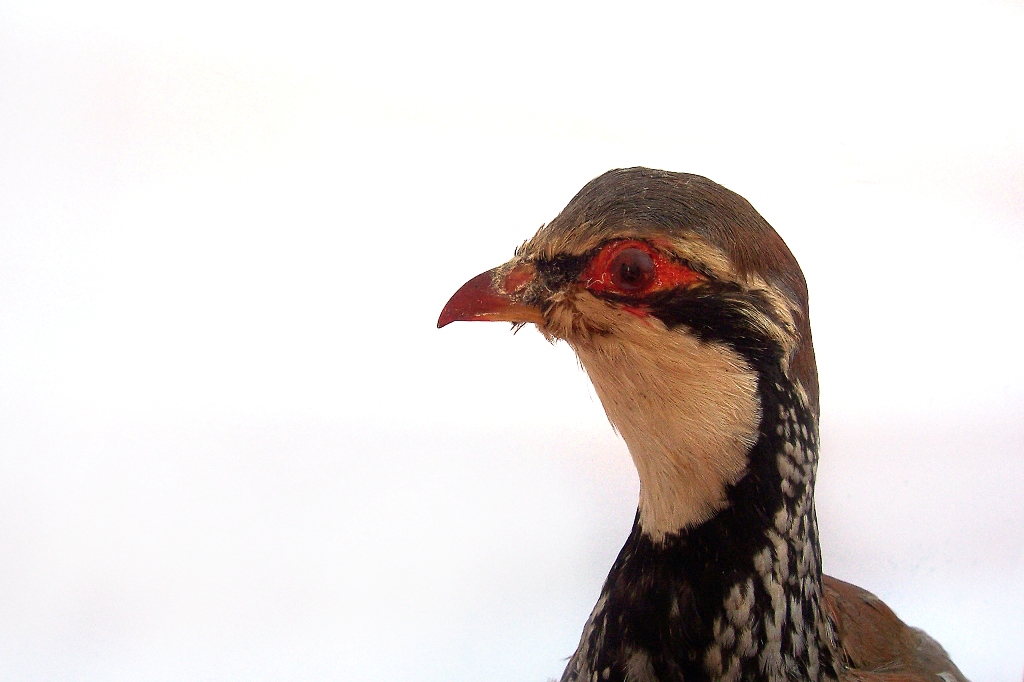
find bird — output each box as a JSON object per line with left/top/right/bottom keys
{"left": 436, "top": 168, "right": 969, "bottom": 682}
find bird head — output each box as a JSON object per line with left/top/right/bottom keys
{"left": 439, "top": 168, "right": 818, "bottom": 543}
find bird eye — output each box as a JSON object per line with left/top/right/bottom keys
{"left": 581, "top": 239, "right": 704, "bottom": 298}
{"left": 609, "top": 248, "right": 655, "bottom": 292}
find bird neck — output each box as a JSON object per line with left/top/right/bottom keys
{"left": 570, "top": 325, "right": 764, "bottom": 539}
{"left": 565, "top": 370, "right": 840, "bottom": 682}
{"left": 684, "top": 369, "right": 838, "bottom": 680}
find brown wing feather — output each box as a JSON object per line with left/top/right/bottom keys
{"left": 822, "top": 575, "right": 970, "bottom": 682}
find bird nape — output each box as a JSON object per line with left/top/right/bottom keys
{"left": 437, "top": 168, "right": 968, "bottom": 682}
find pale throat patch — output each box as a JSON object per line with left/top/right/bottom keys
{"left": 561, "top": 301, "right": 762, "bottom": 542}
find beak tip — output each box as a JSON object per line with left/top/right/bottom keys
{"left": 436, "top": 270, "right": 498, "bottom": 330}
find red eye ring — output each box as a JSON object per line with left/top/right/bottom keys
{"left": 581, "top": 240, "right": 704, "bottom": 296}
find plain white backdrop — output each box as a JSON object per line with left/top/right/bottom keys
{"left": 0, "top": 1, "right": 1022, "bottom": 680}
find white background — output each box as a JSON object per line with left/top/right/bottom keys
{"left": 1, "top": 1, "right": 1022, "bottom": 680}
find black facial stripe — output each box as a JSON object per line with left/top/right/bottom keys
{"left": 650, "top": 286, "right": 783, "bottom": 369}
{"left": 594, "top": 284, "right": 784, "bottom": 371}
{"left": 535, "top": 253, "right": 591, "bottom": 290}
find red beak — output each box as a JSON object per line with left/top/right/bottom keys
{"left": 437, "top": 266, "right": 545, "bottom": 328}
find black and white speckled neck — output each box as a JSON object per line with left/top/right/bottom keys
{"left": 559, "top": 361, "right": 841, "bottom": 682}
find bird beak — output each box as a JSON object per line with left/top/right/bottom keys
{"left": 437, "top": 264, "right": 545, "bottom": 328}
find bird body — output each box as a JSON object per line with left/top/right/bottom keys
{"left": 438, "top": 168, "right": 968, "bottom": 682}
